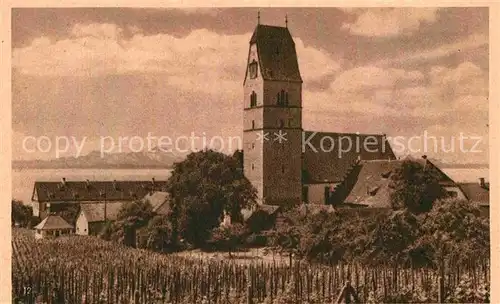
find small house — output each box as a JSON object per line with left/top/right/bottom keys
{"left": 330, "top": 156, "right": 460, "bottom": 208}
{"left": 75, "top": 191, "right": 171, "bottom": 236}
{"left": 143, "top": 191, "right": 171, "bottom": 215}
{"left": 75, "top": 202, "right": 125, "bottom": 235}
{"left": 458, "top": 178, "right": 490, "bottom": 216}
{"left": 34, "top": 214, "right": 73, "bottom": 239}
{"left": 31, "top": 178, "right": 167, "bottom": 220}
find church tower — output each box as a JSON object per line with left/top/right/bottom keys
{"left": 243, "top": 20, "right": 303, "bottom": 206}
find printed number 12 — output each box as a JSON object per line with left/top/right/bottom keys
{"left": 23, "top": 287, "right": 31, "bottom": 295}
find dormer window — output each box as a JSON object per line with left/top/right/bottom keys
{"left": 249, "top": 60, "right": 258, "bottom": 79}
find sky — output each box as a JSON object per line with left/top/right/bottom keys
{"left": 11, "top": 8, "right": 489, "bottom": 164}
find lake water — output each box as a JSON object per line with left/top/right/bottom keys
{"left": 12, "top": 167, "right": 489, "bottom": 205}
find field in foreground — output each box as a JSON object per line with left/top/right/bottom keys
{"left": 13, "top": 228, "right": 489, "bottom": 303}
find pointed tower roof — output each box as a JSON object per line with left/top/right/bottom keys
{"left": 248, "top": 24, "right": 302, "bottom": 83}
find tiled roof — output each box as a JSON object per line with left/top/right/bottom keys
{"left": 302, "top": 131, "right": 396, "bottom": 183}
{"left": 35, "top": 214, "right": 73, "bottom": 230}
{"left": 340, "top": 158, "right": 457, "bottom": 207}
{"left": 343, "top": 160, "right": 401, "bottom": 207}
{"left": 80, "top": 202, "right": 125, "bottom": 222}
{"left": 247, "top": 24, "right": 302, "bottom": 83}
{"left": 33, "top": 180, "right": 167, "bottom": 202}
{"left": 143, "top": 191, "right": 171, "bottom": 215}
{"left": 242, "top": 204, "right": 281, "bottom": 222}
{"left": 458, "top": 183, "right": 489, "bottom": 206}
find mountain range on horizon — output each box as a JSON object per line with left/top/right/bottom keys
{"left": 12, "top": 148, "right": 184, "bottom": 169}
{"left": 12, "top": 149, "right": 489, "bottom": 170}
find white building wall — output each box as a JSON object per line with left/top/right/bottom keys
{"left": 75, "top": 212, "right": 89, "bottom": 235}
{"left": 35, "top": 230, "right": 43, "bottom": 240}
{"left": 444, "top": 186, "right": 468, "bottom": 200}
{"left": 306, "top": 183, "right": 338, "bottom": 205}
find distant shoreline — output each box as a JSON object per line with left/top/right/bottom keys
{"left": 11, "top": 164, "right": 487, "bottom": 170}
{"left": 12, "top": 164, "right": 173, "bottom": 170}
{"left": 435, "top": 164, "right": 489, "bottom": 169}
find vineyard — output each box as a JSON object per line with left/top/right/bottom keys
{"left": 13, "top": 228, "right": 489, "bottom": 303}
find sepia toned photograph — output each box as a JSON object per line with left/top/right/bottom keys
{"left": 10, "top": 7, "right": 490, "bottom": 303}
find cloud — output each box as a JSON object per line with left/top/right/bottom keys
{"left": 71, "top": 23, "right": 123, "bottom": 40}
{"left": 176, "top": 8, "right": 220, "bottom": 16}
{"left": 377, "top": 33, "right": 488, "bottom": 66}
{"left": 12, "top": 21, "right": 487, "bottom": 164}
{"left": 304, "top": 61, "right": 487, "bottom": 141}
{"left": 294, "top": 37, "right": 341, "bottom": 81}
{"left": 342, "top": 8, "right": 439, "bottom": 37}
{"left": 330, "top": 66, "right": 424, "bottom": 92}
{"left": 13, "top": 23, "right": 339, "bottom": 95}
{"left": 301, "top": 62, "right": 488, "bottom": 163}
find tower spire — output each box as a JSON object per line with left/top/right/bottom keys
{"left": 258, "top": 10, "right": 260, "bottom": 25}
{"left": 285, "top": 14, "right": 288, "bottom": 28}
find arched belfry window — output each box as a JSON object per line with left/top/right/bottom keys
{"left": 250, "top": 91, "right": 257, "bottom": 107}
{"left": 249, "top": 60, "right": 258, "bottom": 79}
{"left": 277, "top": 90, "right": 288, "bottom": 107}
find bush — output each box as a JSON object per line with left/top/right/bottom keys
{"left": 268, "top": 198, "right": 489, "bottom": 270}
{"left": 245, "top": 233, "right": 268, "bottom": 247}
{"left": 209, "top": 223, "right": 247, "bottom": 255}
{"left": 446, "top": 275, "right": 490, "bottom": 303}
{"left": 12, "top": 200, "right": 33, "bottom": 228}
{"left": 389, "top": 160, "right": 447, "bottom": 213}
{"left": 415, "top": 198, "right": 490, "bottom": 268}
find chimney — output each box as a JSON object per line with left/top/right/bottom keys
{"left": 129, "top": 190, "right": 137, "bottom": 198}
{"left": 422, "top": 155, "right": 428, "bottom": 171}
{"left": 479, "top": 177, "right": 486, "bottom": 188}
{"left": 58, "top": 177, "right": 67, "bottom": 190}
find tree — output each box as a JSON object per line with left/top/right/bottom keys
{"left": 415, "top": 198, "right": 490, "bottom": 269}
{"left": 58, "top": 203, "right": 80, "bottom": 226}
{"left": 210, "top": 223, "right": 247, "bottom": 257}
{"left": 11, "top": 200, "right": 33, "bottom": 228}
{"left": 139, "top": 215, "right": 173, "bottom": 252}
{"left": 363, "top": 210, "right": 419, "bottom": 267}
{"left": 112, "top": 200, "right": 154, "bottom": 247}
{"left": 166, "top": 150, "right": 257, "bottom": 247}
{"left": 268, "top": 209, "right": 304, "bottom": 265}
{"left": 389, "top": 160, "right": 447, "bottom": 213}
